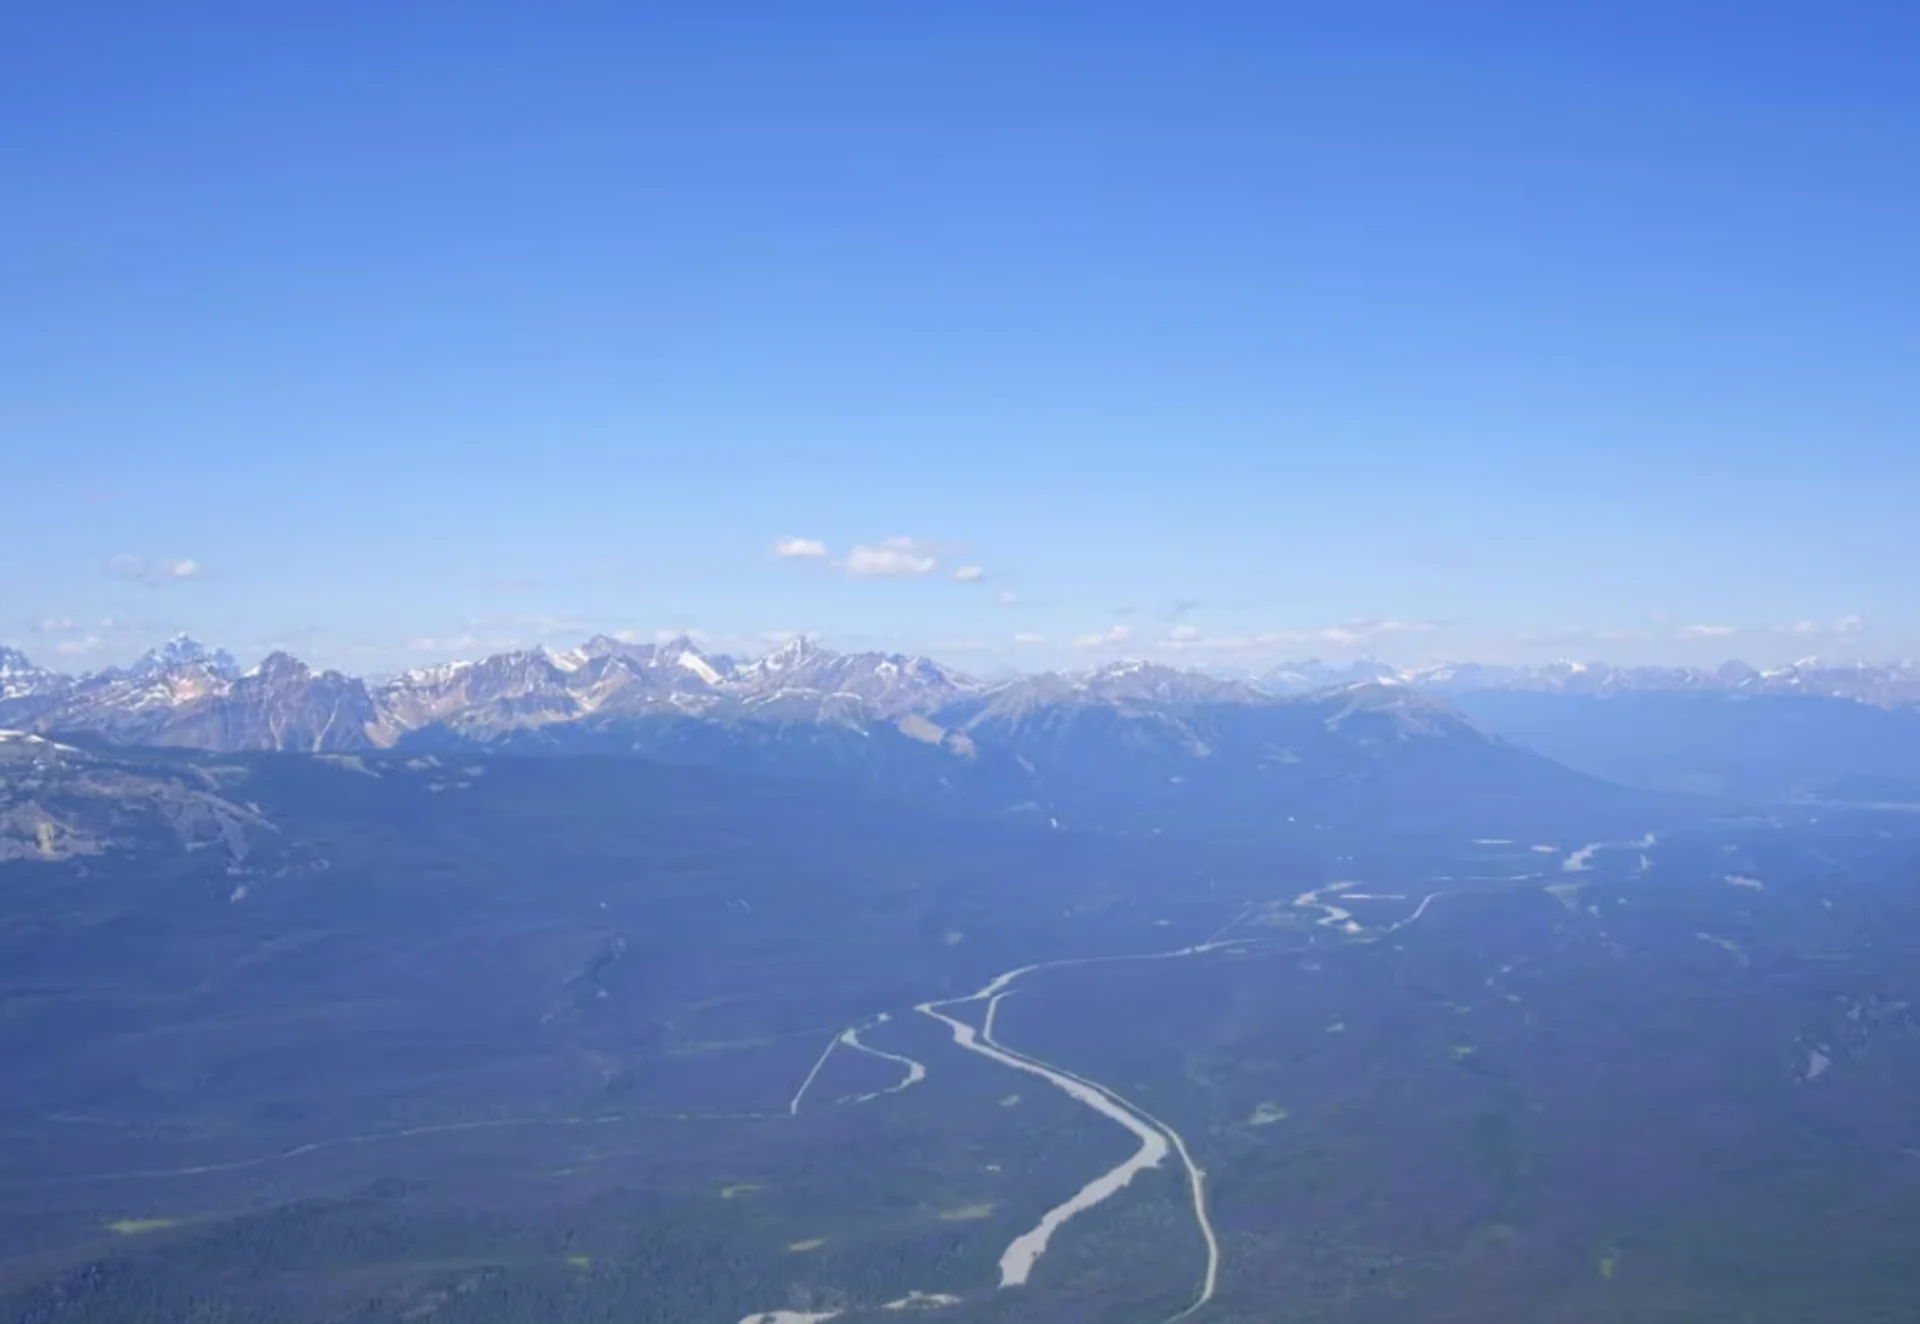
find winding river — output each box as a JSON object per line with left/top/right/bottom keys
{"left": 916, "top": 940, "right": 1238, "bottom": 1319}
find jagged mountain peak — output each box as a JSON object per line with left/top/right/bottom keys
{"left": 0, "top": 646, "right": 65, "bottom": 711}
{"left": 751, "top": 636, "right": 822, "bottom": 671}
{"left": 1077, "top": 659, "right": 1264, "bottom": 705}
{"left": 131, "top": 633, "right": 240, "bottom": 680}
{"left": 652, "top": 632, "right": 706, "bottom": 656}
{"left": 575, "top": 633, "right": 638, "bottom": 659}
{"left": 402, "top": 657, "right": 480, "bottom": 685}
{"left": 0, "top": 645, "right": 54, "bottom": 682}
{"left": 558, "top": 633, "right": 726, "bottom": 677}
{"left": 245, "top": 650, "right": 311, "bottom": 681}
{"left": 1315, "top": 680, "right": 1477, "bottom": 736}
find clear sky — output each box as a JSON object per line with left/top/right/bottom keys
{"left": 5, "top": 3, "right": 1917, "bottom": 674}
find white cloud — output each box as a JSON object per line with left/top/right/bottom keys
{"left": 1678, "top": 624, "right": 1740, "bottom": 638}
{"left": 33, "top": 617, "right": 80, "bottom": 633}
{"left": 1072, "top": 624, "right": 1133, "bottom": 649}
{"left": 466, "top": 611, "right": 591, "bottom": 637}
{"left": 951, "top": 565, "right": 985, "bottom": 582}
{"left": 930, "top": 635, "right": 998, "bottom": 653}
{"left": 1144, "top": 618, "right": 1442, "bottom": 653}
{"left": 1779, "top": 615, "right": 1863, "bottom": 639}
{"left": 995, "top": 590, "right": 1018, "bottom": 606}
{"left": 774, "top": 537, "right": 829, "bottom": 559}
{"left": 845, "top": 536, "right": 938, "bottom": 578}
{"left": 54, "top": 635, "right": 104, "bottom": 655}
{"left": 1013, "top": 632, "right": 1048, "bottom": 646}
{"left": 1160, "top": 629, "right": 1291, "bottom": 652}
{"left": 401, "top": 633, "right": 533, "bottom": 658}
{"left": 407, "top": 634, "right": 485, "bottom": 654}
{"left": 107, "top": 554, "right": 206, "bottom": 584}
{"left": 1314, "top": 619, "right": 1438, "bottom": 649}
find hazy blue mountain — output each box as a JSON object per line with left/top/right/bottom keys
{"left": 1262, "top": 656, "right": 1920, "bottom": 706}
{"left": 1451, "top": 689, "right": 1920, "bottom": 800}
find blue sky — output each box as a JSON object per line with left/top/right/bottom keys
{"left": 5, "top": 3, "right": 1916, "bottom": 673}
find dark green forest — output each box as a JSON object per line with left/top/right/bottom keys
{"left": 4, "top": 753, "right": 1919, "bottom": 1321}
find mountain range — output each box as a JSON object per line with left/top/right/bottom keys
{"left": 1262, "top": 655, "right": 1920, "bottom": 705}
{"left": 6, "top": 633, "right": 1916, "bottom": 819}
{"left": 1, "top": 635, "right": 1683, "bottom": 842}
{"left": 8, "top": 635, "right": 1918, "bottom": 750}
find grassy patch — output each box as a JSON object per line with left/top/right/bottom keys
{"left": 106, "top": 1218, "right": 178, "bottom": 1235}
{"left": 937, "top": 1203, "right": 995, "bottom": 1221}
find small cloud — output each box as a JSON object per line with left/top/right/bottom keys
{"left": 1776, "top": 616, "right": 1862, "bottom": 639}
{"left": 54, "top": 636, "right": 104, "bottom": 655}
{"left": 845, "top": 536, "right": 938, "bottom": 578}
{"left": 1314, "top": 618, "right": 1439, "bottom": 649}
{"left": 1517, "top": 624, "right": 1653, "bottom": 646}
{"left": 774, "top": 537, "right": 829, "bottom": 559}
{"left": 1013, "top": 632, "right": 1048, "bottom": 646}
{"left": 1678, "top": 624, "right": 1740, "bottom": 638}
{"left": 107, "top": 554, "right": 207, "bottom": 585}
{"left": 405, "top": 634, "right": 523, "bottom": 657}
{"left": 1072, "top": 624, "right": 1133, "bottom": 649}
{"left": 466, "top": 612, "right": 591, "bottom": 637}
{"left": 931, "top": 635, "right": 998, "bottom": 653}
{"left": 951, "top": 565, "right": 985, "bottom": 583}
{"left": 994, "top": 590, "right": 1019, "bottom": 607}
{"left": 1160, "top": 629, "right": 1292, "bottom": 652}
{"left": 33, "top": 617, "right": 80, "bottom": 633}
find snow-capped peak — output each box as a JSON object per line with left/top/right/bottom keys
{"left": 402, "top": 659, "right": 478, "bottom": 686}
{"left": 131, "top": 634, "right": 240, "bottom": 679}
{"left": 755, "top": 637, "right": 819, "bottom": 671}
{"left": 0, "top": 645, "right": 51, "bottom": 678}
{"left": 674, "top": 648, "right": 724, "bottom": 686}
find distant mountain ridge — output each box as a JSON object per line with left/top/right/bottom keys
{"left": 1263, "top": 656, "right": 1920, "bottom": 706}
{"left": 3, "top": 634, "right": 1916, "bottom": 756}
{"left": 0, "top": 633, "right": 998, "bottom": 752}
{"left": 0, "top": 633, "right": 1674, "bottom": 838}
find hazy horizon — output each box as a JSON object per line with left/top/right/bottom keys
{"left": 3, "top": 619, "right": 1905, "bottom": 681}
